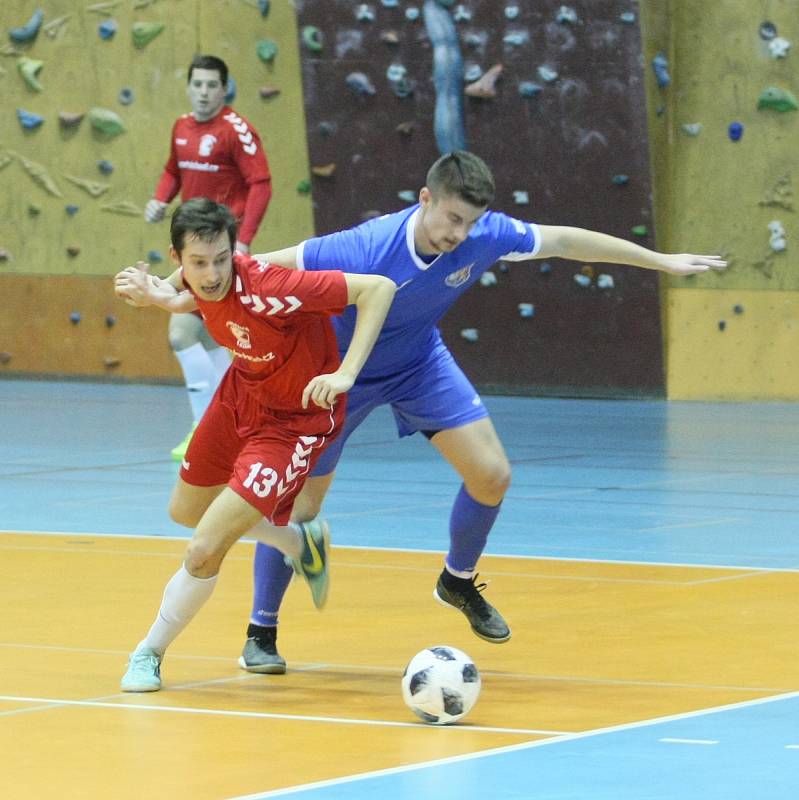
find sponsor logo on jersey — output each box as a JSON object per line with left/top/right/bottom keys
{"left": 198, "top": 133, "right": 217, "bottom": 156}
{"left": 176, "top": 137, "right": 188, "bottom": 145}
{"left": 226, "top": 320, "right": 252, "bottom": 349}
{"left": 445, "top": 262, "right": 475, "bottom": 288}
{"left": 177, "top": 160, "right": 220, "bottom": 172}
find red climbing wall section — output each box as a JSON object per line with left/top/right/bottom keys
{"left": 295, "top": 0, "right": 663, "bottom": 397}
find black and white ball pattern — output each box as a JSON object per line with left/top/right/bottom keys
{"left": 401, "top": 646, "right": 481, "bottom": 724}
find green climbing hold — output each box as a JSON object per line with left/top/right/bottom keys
{"left": 88, "top": 107, "right": 126, "bottom": 138}
{"left": 18, "top": 58, "right": 44, "bottom": 92}
{"left": 297, "top": 179, "right": 311, "bottom": 194}
{"left": 757, "top": 87, "right": 798, "bottom": 112}
{"left": 257, "top": 39, "right": 279, "bottom": 64}
{"left": 302, "top": 26, "right": 323, "bottom": 52}
{"left": 132, "top": 21, "right": 165, "bottom": 49}
{"left": 631, "top": 225, "right": 648, "bottom": 237}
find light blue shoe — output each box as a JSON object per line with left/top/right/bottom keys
{"left": 121, "top": 646, "right": 162, "bottom": 692}
{"left": 289, "top": 519, "right": 330, "bottom": 610}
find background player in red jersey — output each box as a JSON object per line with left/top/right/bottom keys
{"left": 145, "top": 55, "right": 273, "bottom": 462}
{"left": 114, "top": 198, "right": 395, "bottom": 692}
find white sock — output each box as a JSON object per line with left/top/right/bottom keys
{"left": 139, "top": 565, "right": 218, "bottom": 656}
{"left": 174, "top": 342, "right": 215, "bottom": 423}
{"left": 207, "top": 346, "right": 231, "bottom": 383}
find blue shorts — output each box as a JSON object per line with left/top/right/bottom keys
{"left": 312, "top": 342, "right": 488, "bottom": 476}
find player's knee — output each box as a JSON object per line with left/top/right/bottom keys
{"left": 472, "top": 458, "right": 511, "bottom": 501}
{"left": 184, "top": 540, "right": 223, "bottom": 576}
{"left": 168, "top": 329, "right": 200, "bottom": 352}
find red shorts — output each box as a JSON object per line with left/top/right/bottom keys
{"left": 180, "top": 392, "right": 345, "bottom": 525}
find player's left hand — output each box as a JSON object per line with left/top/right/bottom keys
{"left": 302, "top": 371, "right": 354, "bottom": 409}
{"left": 114, "top": 261, "right": 154, "bottom": 306}
{"left": 658, "top": 254, "right": 727, "bottom": 276}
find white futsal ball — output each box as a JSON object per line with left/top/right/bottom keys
{"left": 401, "top": 646, "right": 481, "bottom": 724}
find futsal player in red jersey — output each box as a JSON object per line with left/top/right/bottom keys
{"left": 144, "top": 54, "right": 273, "bottom": 461}
{"left": 114, "top": 198, "right": 395, "bottom": 692}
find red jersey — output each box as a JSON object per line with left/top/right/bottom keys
{"left": 187, "top": 254, "right": 348, "bottom": 415}
{"left": 157, "top": 106, "right": 271, "bottom": 241}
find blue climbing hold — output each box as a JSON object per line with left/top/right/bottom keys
{"left": 718, "top": 320, "right": 726, "bottom": 331}
{"left": 346, "top": 72, "right": 377, "bottom": 96}
{"left": 540, "top": 262, "right": 552, "bottom": 275}
{"left": 397, "top": 190, "right": 417, "bottom": 203}
{"left": 652, "top": 52, "right": 671, "bottom": 87}
{"left": 225, "top": 76, "right": 236, "bottom": 104}
{"left": 97, "top": 159, "right": 114, "bottom": 175}
{"left": 98, "top": 19, "right": 118, "bottom": 40}
{"left": 728, "top": 121, "right": 743, "bottom": 141}
{"left": 65, "top": 204, "right": 80, "bottom": 216}
{"left": 733, "top": 304, "right": 744, "bottom": 315}
{"left": 147, "top": 250, "right": 164, "bottom": 263}
{"left": 70, "top": 311, "right": 82, "bottom": 324}
{"left": 612, "top": 174, "right": 630, "bottom": 185}
{"left": 258, "top": 0, "right": 271, "bottom": 16}
{"left": 9, "top": 9, "right": 44, "bottom": 44}
{"left": 17, "top": 108, "right": 44, "bottom": 130}
{"left": 105, "top": 314, "right": 117, "bottom": 328}
{"left": 118, "top": 87, "right": 134, "bottom": 106}
{"left": 519, "top": 81, "right": 543, "bottom": 98}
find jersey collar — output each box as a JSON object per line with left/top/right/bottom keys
{"left": 405, "top": 208, "right": 442, "bottom": 271}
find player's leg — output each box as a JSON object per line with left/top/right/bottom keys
{"left": 242, "top": 387, "right": 379, "bottom": 672}
{"left": 169, "top": 313, "right": 218, "bottom": 461}
{"left": 390, "top": 343, "right": 511, "bottom": 643}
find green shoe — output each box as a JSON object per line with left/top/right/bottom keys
{"left": 121, "top": 647, "right": 162, "bottom": 692}
{"left": 289, "top": 519, "right": 330, "bottom": 609}
{"left": 171, "top": 424, "right": 197, "bottom": 462}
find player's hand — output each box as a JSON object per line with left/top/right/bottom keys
{"left": 658, "top": 254, "right": 727, "bottom": 276}
{"left": 114, "top": 261, "right": 154, "bottom": 306}
{"left": 235, "top": 240, "right": 250, "bottom": 254}
{"left": 301, "top": 371, "right": 355, "bottom": 410}
{"left": 144, "top": 199, "right": 167, "bottom": 223}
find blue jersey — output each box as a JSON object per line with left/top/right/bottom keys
{"left": 297, "top": 205, "right": 541, "bottom": 378}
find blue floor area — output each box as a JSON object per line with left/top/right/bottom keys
{"left": 3, "top": 379, "right": 798, "bottom": 799}
{"left": 2, "top": 380, "right": 798, "bottom": 570}
{"left": 256, "top": 693, "right": 799, "bottom": 800}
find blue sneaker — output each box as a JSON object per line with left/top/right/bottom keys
{"left": 121, "top": 646, "right": 162, "bottom": 692}
{"left": 289, "top": 519, "right": 330, "bottom": 609}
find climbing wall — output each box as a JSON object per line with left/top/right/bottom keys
{"left": 0, "top": 0, "right": 312, "bottom": 379}
{"left": 296, "top": 0, "right": 664, "bottom": 397}
{"left": 642, "top": 1, "right": 799, "bottom": 400}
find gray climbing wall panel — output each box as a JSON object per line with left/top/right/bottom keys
{"left": 295, "top": 0, "right": 662, "bottom": 397}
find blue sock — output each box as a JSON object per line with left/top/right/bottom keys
{"left": 446, "top": 484, "right": 501, "bottom": 576}
{"left": 250, "top": 543, "right": 294, "bottom": 626}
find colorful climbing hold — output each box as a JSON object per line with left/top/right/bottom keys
{"left": 355, "top": 4, "right": 376, "bottom": 22}
{"left": 479, "top": 271, "right": 497, "bottom": 287}
{"left": 681, "top": 122, "right": 702, "bottom": 136}
{"left": 312, "top": 163, "right": 337, "bottom": 178}
{"left": 397, "top": 190, "right": 417, "bottom": 203}
{"left": 539, "top": 262, "right": 552, "bottom": 275}
{"left": 17, "top": 58, "right": 44, "bottom": 92}
{"left": 620, "top": 11, "right": 636, "bottom": 23}
{"left": 256, "top": 40, "right": 278, "bottom": 63}
{"left": 258, "top": 0, "right": 271, "bottom": 16}
{"left": 346, "top": 72, "right": 377, "bottom": 95}
{"left": 70, "top": 310, "right": 82, "bottom": 324}
{"left": 733, "top": 304, "right": 744, "bottom": 315}
{"left": 611, "top": 174, "right": 630, "bottom": 185}
{"left": 88, "top": 107, "right": 126, "bottom": 137}
{"left": 513, "top": 191, "right": 529, "bottom": 205}
{"left": 98, "top": 19, "right": 117, "bottom": 40}
{"left": 97, "top": 159, "right": 114, "bottom": 175}
{"left": 758, "top": 21, "right": 777, "bottom": 41}
{"left": 597, "top": 274, "right": 615, "bottom": 289}
{"left": 58, "top": 111, "right": 84, "bottom": 129}
{"left": 132, "top": 21, "right": 164, "bottom": 49}
{"left": 556, "top": 5, "right": 578, "bottom": 24}
{"left": 28, "top": 204, "right": 41, "bottom": 216}
{"left": 65, "top": 204, "right": 80, "bottom": 216}
{"left": 768, "top": 37, "right": 791, "bottom": 59}
{"left": 757, "top": 87, "right": 798, "bottom": 112}
{"left": 297, "top": 179, "right": 311, "bottom": 194}
{"left": 518, "top": 303, "right": 535, "bottom": 318}
{"left": 105, "top": 315, "right": 117, "bottom": 328}
{"left": 147, "top": 250, "right": 164, "bottom": 263}
{"left": 66, "top": 246, "right": 81, "bottom": 258}
{"left": 631, "top": 225, "right": 648, "bottom": 237}
{"left": 259, "top": 85, "right": 281, "bottom": 99}
{"left": 573, "top": 274, "right": 591, "bottom": 287}
{"left": 460, "top": 328, "right": 479, "bottom": 342}
{"left": 9, "top": 9, "right": 44, "bottom": 44}
{"left": 728, "top": 121, "right": 743, "bottom": 141}
{"left": 224, "top": 76, "right": 236, "bottom": 104}
{"left": 302, "top": 26, "right": 323, "bottom": 52}
{"left": 16, "top": 108, "right": 44, "bottom": 130}
{"left": 118, "top": 87, "right": 134, "bottom": 105}
{"left": 519, "top": 81, "right": 543, "bottom": 98}
{"left": 405, "top": 7, "right": 420, "bottom": 20}
{"left": 651, "top": 53, "right": 670, "bottom": 87}
{"left": 537, "top": 65, "right": 558, "bottom": 83}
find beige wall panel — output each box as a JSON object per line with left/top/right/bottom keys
{"left": 666, "top": 288, "right": 799, "bottom": 400}
{"left": 0, "top": 274, "right": 180, "bottom": 380}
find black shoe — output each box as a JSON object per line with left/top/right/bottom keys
{"left": 238, "top": 627, "right": 287, "bottom": 674}
{"left": 433, "top": 572, "right": 511, "bottom": 643}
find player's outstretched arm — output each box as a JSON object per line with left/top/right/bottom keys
{"left": 251, "top": 245, "right": 300, "bottom": 270}
{"left": 302, "top": 273, "right": 396, "bottom": 409}
{"left": 114, "top": 262, "right": 197, "bottom": 313}
{"left": 535, "top": 225, "right": 727, "bottom": 276}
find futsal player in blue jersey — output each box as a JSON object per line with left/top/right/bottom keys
{"left": 237, "top": 151, "right": 726, "bottom": 672}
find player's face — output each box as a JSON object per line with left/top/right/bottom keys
{"left": 187, "top": 68, "right": 227, "bottom": 121}
{"left": 416, "top": 187, "right": 487, "bottom": 254}
{"left": 171, "top": 232, "right": 234, "bottom": 302}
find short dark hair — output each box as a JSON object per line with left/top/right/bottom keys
{"left": 170, "top": 198, "right": 238, "bottom": 254}
{"left": 426, "top": 151, "right": 495, "bottom": 208}
{"left": 188, "top": 54, "right": 228, "bottom": 86}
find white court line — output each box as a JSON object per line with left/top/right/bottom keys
{"left": 639, "top": 517, "right": 742, "bottom": 532}
{"left": 0, "top": 694, "right": 564, "bottom": 736}
{"left": 786, "top": 744, "right": 799, "bottom": 749}
{"left": 223, "top": 690, "right": 799, "bottom": 799}
{"left": 659, "top": 737, "right": 719, "bottom": 745}
{"left": 2, "top": 528, "right": 797, "bottom": 573}
{"left": 0, "top": 642, "right": 789, "bottom": 694}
